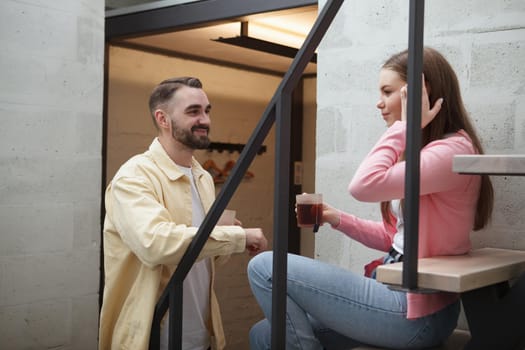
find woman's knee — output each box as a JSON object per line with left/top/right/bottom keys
{"left": 247, "top": 251, "right": 273, "bottom": 282}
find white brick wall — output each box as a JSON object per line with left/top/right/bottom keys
{"left": 0, "top": 0, "right": 104, "bottom": 349}
{"left": 316, "top": 0, "right": 525, "bottom": 270}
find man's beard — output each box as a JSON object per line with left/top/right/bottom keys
{"left": 172, "top": 122, "right": 210, "bottom": 150}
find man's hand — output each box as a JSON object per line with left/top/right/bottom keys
{"left": 244, "top": 228, "right": 268, "bottom": 256}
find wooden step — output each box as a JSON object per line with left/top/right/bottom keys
{"left": 376, "top": 247, "right": 525, "bottom": 292}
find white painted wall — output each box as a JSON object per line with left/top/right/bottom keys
{"left": 316, "top": 0, "right": 525, "bottom": 273}
{"left": 0, "top": 0, "right": 104, "bottom": 349}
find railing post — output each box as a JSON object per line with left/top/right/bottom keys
{"left": 150, "top": 310, "right": 160, "bottom": 349}
{"left": 147, "top": 0, "right": 345, "bottom": 348}
{"left": 168, "top": 285, "right": 183, "bottom": 350}
{"left": 403, "top": 0, "right": 425, "bottom": 290}
{"left": 270, "top": 2, "right": 344, "bottom": 349}
{"left": 271, "top": 93, "right": 292, "bottom": 349}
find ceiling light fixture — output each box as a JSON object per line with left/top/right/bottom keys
{"left": 212, "top": 22, "right": 316, "bottom": 63}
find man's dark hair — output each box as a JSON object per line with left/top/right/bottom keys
{"left": 148, "top": 77, "right": 203, "bottom": 129}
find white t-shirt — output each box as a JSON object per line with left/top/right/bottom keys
{"left": 160, "top": 166, "right": 211, "bottom": 350}
{"left": 391, "top": 199, "right": 405, "bottom": 254}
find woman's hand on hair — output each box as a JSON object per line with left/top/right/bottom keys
{"left": 401, "top": 75, "right": 443, "bottom": 128}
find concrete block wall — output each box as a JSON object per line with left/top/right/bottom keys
{"left": 0, "top": 1, "right": 104, "bottom": 349}
{"left": 315, "top": 0, "right": 525, "bottom": 271}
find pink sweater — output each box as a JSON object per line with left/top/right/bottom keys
{"left": 334, "top": 121, "right": 481, "bottom": 319}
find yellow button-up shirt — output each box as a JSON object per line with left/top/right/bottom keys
{"left": 99, "top": 138, "right": 246, "bottom": 350}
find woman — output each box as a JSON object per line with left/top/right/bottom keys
{"left": 247, "top": 47, "right": 494, "bottom": 349}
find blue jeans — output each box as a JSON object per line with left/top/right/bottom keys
{"left": 248, "top": 252, "right": 459, "bottom": 350}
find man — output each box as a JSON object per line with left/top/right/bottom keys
{"left": 99, "top": 77, "right": 268, "bottom": 350}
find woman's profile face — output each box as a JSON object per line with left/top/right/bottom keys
{"left": 376, "top": 68, "right": 405, "bottom": 127}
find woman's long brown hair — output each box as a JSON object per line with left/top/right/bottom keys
{"left": 379, "top": 47, "right": 493, "bottom": 231}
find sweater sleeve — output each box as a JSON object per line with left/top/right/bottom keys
{"left": 332, "top": 211, "right": 396, "bottom": 252}
{"left": 106, "top": 175, "right": 246, "bottom": 269}
{"left": 349, "top": 121, "right": 477, "bottom": 202}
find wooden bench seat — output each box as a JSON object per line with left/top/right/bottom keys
{"left": 376, "top": 247, "right": 525, "bottom": 293}
{"left": 374, "top": 247, "right": 525, "bottom": 350}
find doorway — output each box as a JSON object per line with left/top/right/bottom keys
{"left": 103, "top": 1, "right": 318, "bottom": 348}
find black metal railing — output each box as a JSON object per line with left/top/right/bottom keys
{"left": 148, "top": 1, "right": 345, "bottom": 349}
{"left": 149, "top": 0, "right": 425, "bottom": 348}
{"left": 403, "top": 0, "right": 424, "bottom": 290}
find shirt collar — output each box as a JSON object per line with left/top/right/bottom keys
{"left": 147, "top": 138, "right": 206, "bottom": 181}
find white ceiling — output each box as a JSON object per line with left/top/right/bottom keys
{"left": 112, "top": 5, "right": 319, "bottom": 75}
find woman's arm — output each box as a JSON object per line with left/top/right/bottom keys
{"left": 322, "top": 202, "right": 395, "bottom": 251}
{"left": 349, "top": 121, "right": 477, "bottom": 202}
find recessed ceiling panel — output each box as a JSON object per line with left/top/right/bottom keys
{"left": 116, "top": 6, "right": 318, "bottom": 75}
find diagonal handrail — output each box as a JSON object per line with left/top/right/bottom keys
{"left": 148, "top": 0, "right": 345, "bottom": 349}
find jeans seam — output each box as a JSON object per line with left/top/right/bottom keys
{"left": 287, "top": 276, "right": 406, "bottom": 316}
{"left": 407, "top": 321, "right": 431, "bottom": 348}
{"left": 285, "top": 312, "right": 307, "bottom": 350}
